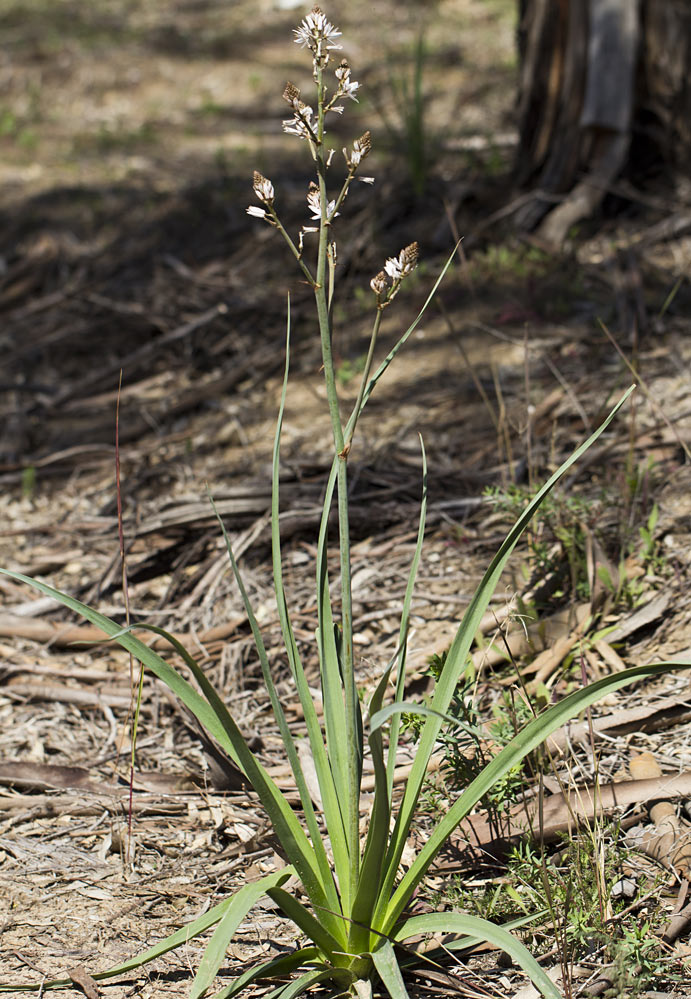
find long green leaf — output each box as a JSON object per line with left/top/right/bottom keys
{"left": 348, "top": 661, "right": 395, "bottom": 954}
{"left": 385, "top": 657, "right": 691, "bottom": 931}
{"left": 0, "top": 569, "right": 333, "bottom": 935}
{"left": 315, "top": 454, "right": 358, "bottom": 913}
{"left": 396, "top": 910, "right": 549, "bottom": 966}
{"left": 264, "top": 969, "right": 346, "bottom": 999}
{"left": 316, "top": 461, "right": 350, "bottom": 801}
{"left": 268, "top": 310, "right": 343, "bottom": 910}
{"left": 370, "top": 940, "right": 409, "bottom": 999}
{"left": 372, "top": 385, "right": 635, "bottom": 930}
{"left": 209, "top": 948, "right": 321, "bottom": 999}
{"left": 394, "top": 913, "right": 560, "bottom": 999}
{"left": 190, "top": 872, "right": 294, "bottom": 999}
{"left": 267, "top": 325, "right": 349, "bottom": 910}
{"left": 386, "top": 438, "right": 428, "bottom": 791}
{"left": 267, "top": 887, "right": 343, "bottom": 961}
{"left": 0, "top": 571, "right": 234, "bottom": 761}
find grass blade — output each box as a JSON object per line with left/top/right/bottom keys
{"left": 190, "top": 872, "right": 296, "bottom": 999}
{"left": 209, "top": 948, "right": 321, "bottom": 999}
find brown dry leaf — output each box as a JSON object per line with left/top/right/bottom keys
{"left": 66, "top": 967, "right": 100, "bottom": 999}
{"left": 628, "top": 751, "right": 691, "bottom": 878}
{"left": 0, "top": 612, "right": 244, "bottom": 651}
{"left": 453, "top": 771, "right": 691, "bottom": 856}
{"left": 603, "top": 591, "right": 670, "bottom": 644}
{"left": 0, "top": 762, "right": 117, "bottom": 794}
{"left": 546, "top": 688, "right": 691, "bottom": 752}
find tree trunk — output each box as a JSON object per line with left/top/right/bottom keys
{"left": 514, "top": 0, "right": 691, "bottom": 244}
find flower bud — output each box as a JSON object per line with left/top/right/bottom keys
{"left": 283, "top": 82, "right": 301, "bottom": 107}
{"left": 370, "top": 270, "right": 388, "bottom": 296}
{"left": 252, "top": 170, "right": 275, "bottom": 204}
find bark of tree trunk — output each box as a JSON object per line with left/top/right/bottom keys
{"left": 514, "top": 0, "right": 691, "bottom": 245}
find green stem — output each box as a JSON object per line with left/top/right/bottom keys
{"left": 267, "top": 207, "right": 316, "bottom": 287}
{"left": 344, "top": 307, "right": 384, "bottom": 452}
{"left": 313, "top": 64, "right": 360, "bottom": 903}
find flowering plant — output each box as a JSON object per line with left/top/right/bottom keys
{"left": 2, "top": 9, "right": 688, "bottom": 999}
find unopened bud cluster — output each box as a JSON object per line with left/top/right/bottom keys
{"left": 247, "top": 171, "right": 278, "bottom": 224}
{"left": 344, "top": 130, "right": 371, "bottom": 170}
{"left": 371, "top": 243, "right": 419, "bottom": 305}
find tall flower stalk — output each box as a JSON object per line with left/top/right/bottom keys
{"left": 248, "top": 7, "right": 418, "bottom": 908}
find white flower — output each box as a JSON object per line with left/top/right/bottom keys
{"left": 294, "top": 6, "right": 342, "bottom": 53}
{"left": 306, "top": 182, "right": 338, "bottom": 222}
{"left": 282, "top": 101, "right": 314, "bottom": 139}
{"left": 341, "top": 78, "right": 359, "bottom": 101}
{"left": 335, "top": 59, "right": 359, "bottom": 101}
{"left": 384, "top": 242, "right": 419, "bottom": 281}
{"left": 247, "top": 206, "right": 267, "bottom": 219}
{"left": 384, "top": 257, "right": 402, "bottom": 280}
{"left": 358, "top": 176, "right": 375, "bottom": 185}
{"left": 283, "top": 116, "right": 309, "bottom": 138}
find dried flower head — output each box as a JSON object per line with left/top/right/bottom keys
{"left": 294, "top": 6, "right": 342, "bottom": 66}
